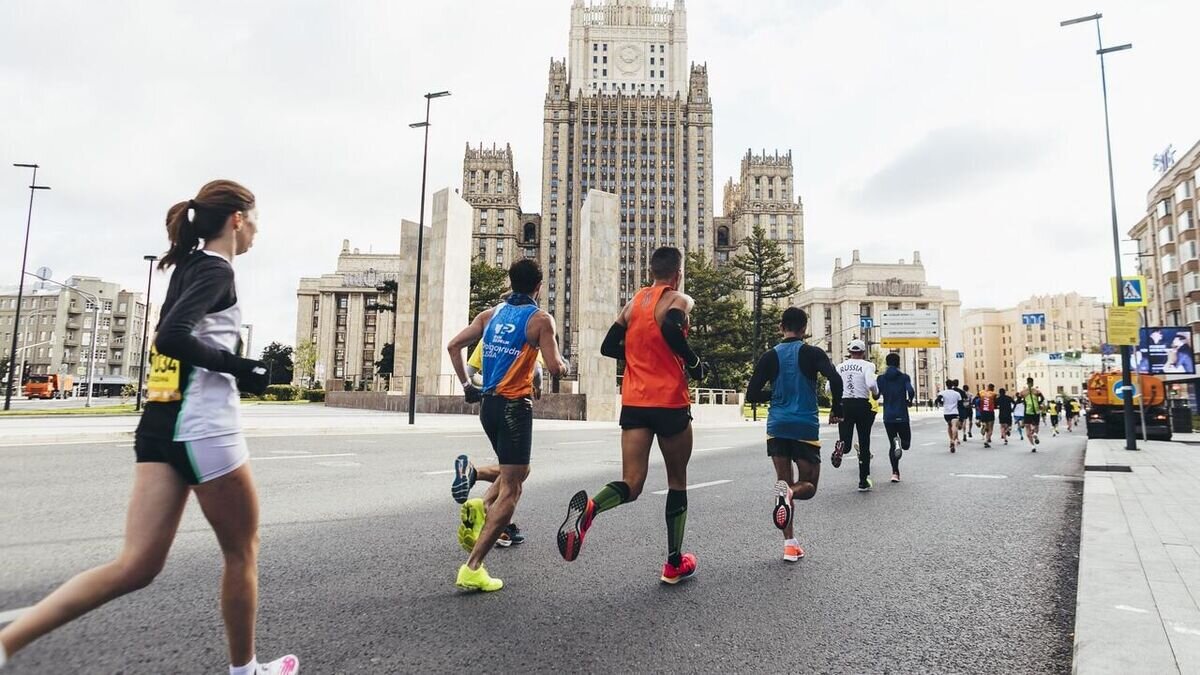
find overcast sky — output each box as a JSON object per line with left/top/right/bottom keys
{"left": 3, "top": 0, "right": 1197, "bottom": 353}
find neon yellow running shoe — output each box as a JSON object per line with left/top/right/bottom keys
{"left": 458, "top": 498, "right": 486, "bottom": 553}
{"left": 456, "top": 563, "right": 503, "bottom": 592}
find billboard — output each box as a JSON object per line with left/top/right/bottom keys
{"left": 1134, "top": 326, "right": 1195, "bottom": 375}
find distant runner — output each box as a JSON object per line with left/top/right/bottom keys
{"left": 977, "top": 384, "right": 998, "bottom": 448}
{"left": 876, "top": 352, "right": 915, "bottom": 483}
{"left": 833, "top": 339, "right": 879, "bottom": 491}
{"left": 936, "top": 380, "right": 963, "bottom": 453}
{"left": 996, "top": 387, "right": 1015, "bottom": 445}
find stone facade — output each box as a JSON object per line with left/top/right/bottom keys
{"left": 542, "top": 0, "right": 714, "bottom": 360}
{"left": 463, "top": 143, "right": 537, "bottom": 270}
{"left": 295, "top": 240, "right": 399, "bottom": 387}
{"left": 0, "top": 277, "right": 149, "bottom": 396}
{"left": 795, "top": 250, "right": 962, "bottom": 402}
{"left": 575, "top": 190, "right": 621, "bottom": 421}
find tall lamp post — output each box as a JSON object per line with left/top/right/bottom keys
{"left": 135, "top": 255, "right": 158, "bottom": 411}
{"left": 4, "top": 163, "right": 50, "bottom": 411}
{"left": 1060, "top": 12, "right": 1136, "bottom": 450}
{"left": 406, "top": 90, "right": 451, "bottom": 425}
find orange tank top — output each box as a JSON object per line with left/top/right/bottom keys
{"left": 622, "top": 285, "right": 690, "bottom": 409}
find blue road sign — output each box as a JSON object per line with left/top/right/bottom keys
{"left": 1049, "top": 352, "right": 1063, "bottom": 361}
{"left": 955, "top": 352, "right": 964, "bottom": 359}
{"left": 1101, "top": 343, "right": 1116, "bottom": 355}
{"left": 860, "top": 317, "right": 873, "bottom": 330}
{"left": 1022, "top": 313, "right": 1046, "bottom": 325}
{"left": 1113, "top": 379, "right": 1139, "bottom": 401}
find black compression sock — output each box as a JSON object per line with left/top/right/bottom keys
{"left": 665, "top": 489, "right": 687, "bottom": 567}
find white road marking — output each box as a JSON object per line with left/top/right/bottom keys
{"left": 557, "top": 440, "right": 605, "bottom": 446}
{"left": 951, "top": 473, "right": 1008, "bottom": 479}
{"left": 269, "top": 450, "right": 310, "bottom": 455}
{"left": 1034, "top": 474, "right": 1084, "bottom": 481}
{"left": 921, "top": 442, "right": 940, "bottom": 446}
{"left": 1114, "top": 605, "right": 1150, "bottom": 614}
{"left": 0, "top": 606, "right": 30, "bottom": 624}
{"left": 316, "top": 461, "right": 362, "bottom": 468}
{"left": 424, "top": 469, "right": 455, "bottom": 475}
{"left": 251, "top": 453, "right": 357, "bottom": 462}
{"left": 1172, "top": 623, "right": 1200, "bottom": 637}
{"left": 446, "top": 434, "right": 483, "bottom": 439}
{"left": 694, "top": 446, "right": 733, "bottom": 453}
{"left": 652, "top": 479, "right": 732, "bottom": 495}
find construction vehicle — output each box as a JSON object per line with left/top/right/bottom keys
{"left": 1085, "top": 372, "right": 1171, "bottom": 441}
{"left": 22, "top": 374, "right": 74, "bottom": 400}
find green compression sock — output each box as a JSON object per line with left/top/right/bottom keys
{"left": 592, "top": 481, "right": 630, "bottom": 515}
{"left": 666, "top": 489, "right": 687, "bottom": 567}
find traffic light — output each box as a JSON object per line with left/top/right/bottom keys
{"left": 366, "top": 280, "right": 398, "bottom": 312}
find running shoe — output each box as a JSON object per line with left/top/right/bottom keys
{"left": 557, "top": 490, "right": 595, "bottom": 562}
{"left": 984, "top": 441, "right": 991, "bottom": 449}
{"left": 772, "top": 480, "right": 793, "bottom": 530}
{"left": 258, "top": 655, "right": 300, "bottom": 675}
{"left": 783, "top": 541, "right": 805, "bottom": 562}
{"left": 495, "top": 523, "right": 526, "bottom": 548}
{"left": 858, "top": 477, "right": 873, "bottom": 492}
{"left": 891, "top": 472, "right": 900, "bottom": 483}
{"left": 950, "top": 442, "right": 956, "bottom": 453}
{"left": 1004, "top": 438, "right": 1009, "bottom": 445}
{"left": 458, "top": 498, "right": 486, "bottom": 553}
{"left": 455, "top": 564, "right": 503, "bottom": 592}
{"left": 831, "top": 440, "right": 846, "bottom": 468}
{"left": 660, "top": 552, "right": 698, "bottom": 584}
{"left": 1035, "top": 435, "right": 1040, "bottom": 445}
{"left": 451, "top": 455, "right": 477, "bottom": 504}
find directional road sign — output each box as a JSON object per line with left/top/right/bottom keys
{"left": 1113, "top": 379, "right": 1140, "bottom": 401}
{"left": 1110, "top": 275, "right": 1148, "bottom": 308}
{"left": 1021, "top": 313, "right": 1046, "bottom": 325}
{"left": 860, "top": 317, "right": 874, "bottom": 330}
{"left": 1048, "top": 352, "right": 1063, "bottom": 361}
{"left": 878, "top": 309, "right": 941, "bottom": 348}
{"left": 955, "top": 352, "right": 965, "bottom": 359}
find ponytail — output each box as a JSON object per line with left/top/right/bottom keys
{"left": 158, "top": 180, "right": 256, "bottom": 270}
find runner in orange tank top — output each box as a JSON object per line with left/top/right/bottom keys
{"left": 555, "top": 247, "right": 708, "bottom": 585}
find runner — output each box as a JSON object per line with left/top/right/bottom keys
{"left": 1019, "top": 377, "right": 1044, "bottom": 452}
{"left": 936, "top": 380, "right": 963, "bottom": 452}
{"left": 1066, "top": 397, "right": 1082, "bottom": 432}
{"left": 996, "top": 387, "right": 1016, "bottom": 445}
{"left": 834, "top": 339, "right": 879, "bottom": 491}
{"left": 876, "top": 352, "right": 915, "bottom": 483}
{"left": 1013, "top": 397, "right": 1026, "bottom": 441}
{"left": 446, "top": 259, "right": 567, "bottom": 592}
{"left": 0, "top": 181, "right": 298, "bottom": 675}
{"left": 1048, "top": 397, "right": 1062, "bottom": 436}
{"left": 555, "top": 247, "right": 706, "bottom": 584}
{"left": 745, "top": 307, "right": 843, "bottom": 561}
{"left": 959, "top": 383, "right": 974, "bottom": 441}
{"left": 977, "top": 383, "right": 998, "bottom": 448}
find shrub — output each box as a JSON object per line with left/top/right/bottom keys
{"left": 302, "top": 389, "right": 326, "bottom": 402}
{"left": 264, "top": 384, "right": 299, "bottom": 401}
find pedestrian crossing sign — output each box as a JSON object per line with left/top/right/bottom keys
{"left": 1110, "top": 275, "right": 1147, "bottom": 308}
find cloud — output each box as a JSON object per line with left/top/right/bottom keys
{"left": 852, "top": 126, "right": 1051, "bottom": 210}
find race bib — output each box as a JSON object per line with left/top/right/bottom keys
{"left": 146, "top": 345, "right": 182, "bottom": 403}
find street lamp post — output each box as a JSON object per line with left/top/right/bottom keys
{"left": 4, "top": 163, "right": 50, "bottom": 411}
{"left": 1060, "top": 12, "right": 1136, "bottom": 450}
{"left": 135, "top": 255, "right": 158, "bottom": 411}
{"left": 406, "top": 90, "right": 451, "bottom": 425}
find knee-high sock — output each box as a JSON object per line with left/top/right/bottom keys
{"left": 666, "top": 489, "right": 688, "bottom": 567}
{"left": 592, "top": 481, "right": 630, "bottom": 516}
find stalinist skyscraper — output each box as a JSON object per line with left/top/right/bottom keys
{"left": 540, "top": 0, "right": 714, "bottom": 360}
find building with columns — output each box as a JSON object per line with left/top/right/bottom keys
{"left": 961, "top": 293, "right": 1107, "bottom": 392}
{"left": 294, "top": 240, "right": 398, "bottom": 387}
{"left": 714, "top": 148, "right": 805, "bottom": 303}
{"left": 463, "top": 142, "right": 541, "bottom": 270}
{"left": 795, "top": 250, "right": 962, "bottom": 401}
{"left": 541, "top": 0, "right": 714, "bottom": 360}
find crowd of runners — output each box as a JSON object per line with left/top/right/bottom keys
{"left": 935, "top": 380, "right": 1084, "bottom": 453}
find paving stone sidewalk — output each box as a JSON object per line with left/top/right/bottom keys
{"left": 1074, "top": 434, "right": 1200, "bottom": 674}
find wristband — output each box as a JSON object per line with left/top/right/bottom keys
{"left": 461, "top": 381, "right": 471, "bottom": 389}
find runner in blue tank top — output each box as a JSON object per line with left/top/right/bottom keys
{"left": 746, "top": 308, "right": 843, "bottom": 562}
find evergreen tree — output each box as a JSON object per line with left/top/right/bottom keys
{"left": 731, "top": 224, "right": 801, "bottom": 356}
{"left": 470, "top": 261, "right": 509, "bottom": 319}
{"left": 684, "top": 252, "right": 755, "bottom": 390}
{"left": 375, "top": 343, "right": 395, "bottom": 376}
{"left": 259, "top": 342, "right": 294, "bottom": 385}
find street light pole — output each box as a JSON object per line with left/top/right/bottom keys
{"left": 406, "top": 90, "right": 451, "bottom": 425}
{"left": 1060, "top": 12, "right": 1136, "bottom": 450}
{"left": 136, "top": 255, "right": 158, "bottom": 411}
{"left": 4, "top": 163, "right": 50, "bottom": 411}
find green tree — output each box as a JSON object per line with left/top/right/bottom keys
{"left": 375, "top": 343, "right": 395, "bottom": 376}
{"left": 731, "top": 224, "right": 801, "bottom": 357}
{"left": 684, "top": 252, "right": 755, "bottom": 390}
{"left": 294, "top": 339, "right": 317, "bottom": 386}
{"left": 259, "top": 342, "right": 295, "bottom": 385}
{"left": 470, "top": 261, "right": 509, "bottom": 319}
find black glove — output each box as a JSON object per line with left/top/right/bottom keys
{"left": 685, "top": 357, "right": 708, "bottom": 381}
{"left": 233, "top": 357, "right": 269, "bottom": 396}
{"left": 463, "top": 383, "right": 482, "bottom": 404}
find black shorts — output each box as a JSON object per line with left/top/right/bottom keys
{"left": 134, "top": 433, "right": 248, "bottom": 485}
{"left": 619, "top": 405, "right": 692, "bottom": 438}
{"left": 480, "top": 395, "right": 533, "bottom": 465}
{"left": 1026, "top": 415, "right": 1041, "bottom": 428}
{"left": 767, "top": 437, "right": 820, "bottom": 465}
{"left": 944, "top": 414, "right": 959, "bottom": 424}
{"left": 1050, "top": 415, "right": 1060, "bottom": 424}
{"left": 958, "top": 411, "right": 971, "bottom": 421}
{"left": 999, "top": 415, "right": 1013, "bottom": 425}
{"left": 979, "top": 412, "right": 995, "bottom": 423}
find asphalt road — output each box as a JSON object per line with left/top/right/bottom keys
{"left": 0, "top": 415, "right": 1084, "bottom": 674}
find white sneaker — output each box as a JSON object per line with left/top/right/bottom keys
{"left": 259, "top": 655, "right": 300, "bottom": 675}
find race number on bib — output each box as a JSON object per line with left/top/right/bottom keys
{"left": 146, "top": 346, "right": 182, "bottom": 403}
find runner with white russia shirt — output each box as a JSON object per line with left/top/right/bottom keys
{"left": 831, "top": 339, "right": 879, "bottom": 492}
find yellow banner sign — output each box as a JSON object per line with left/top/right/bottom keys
{"left": 1106, "top": 306, "right": 1141, "bottom": 346}
{"left": 880, "top": 337, "right": 941, "bottom": 349}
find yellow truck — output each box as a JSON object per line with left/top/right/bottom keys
{"left": 1085, "top": 372, "right": 1171, "bottom": 441}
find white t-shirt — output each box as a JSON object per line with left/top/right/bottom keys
{"left": 1014, "top": 401, "right": 1026, "bottom": 417}
{"left": 939, "top": 388, "right": 962, "bottom": 416}
{"left": 837, "top": 359, "right": 878, "bottom": 400}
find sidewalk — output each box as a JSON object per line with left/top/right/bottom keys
{"left": 1074, "top": 435, "right": 1200, "bottom": 674}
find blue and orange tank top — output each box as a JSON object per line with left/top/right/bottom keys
{"left": 481, "top": 295, "right": 540, "bottom": 399}
{"left": 622, "top": 285, "right": 690, "bottom": 409}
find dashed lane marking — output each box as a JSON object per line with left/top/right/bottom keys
{"left": 950, "top": 473, "right": 1008, "bottom": 479}
{"left": 694, "top": 446, "right": 733, "bottom": 453}
{"left": 423, "top": 469, "right": 455, "bottom": 475}
{"left": 1114, "top": 605, "right": 1150, "bottom": 614}
{"left": 251, "top": 453, "right": 357, "bottom": 462}
{"left": 652, "top": 479, "right": 732, "bottom": 495}
{"left": 557, "top": 440, "right": 605, "bottom": 446}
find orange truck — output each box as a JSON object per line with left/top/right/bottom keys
{"left": 23, "top": 374, "right": 74, "bottom": 400}
{"left": 1085, "top": 372, "right": 1171, "bottom": 441}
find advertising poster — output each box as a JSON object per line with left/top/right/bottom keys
{"left": 1135, "top": 327, "right": 1195, "bottom": 374}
